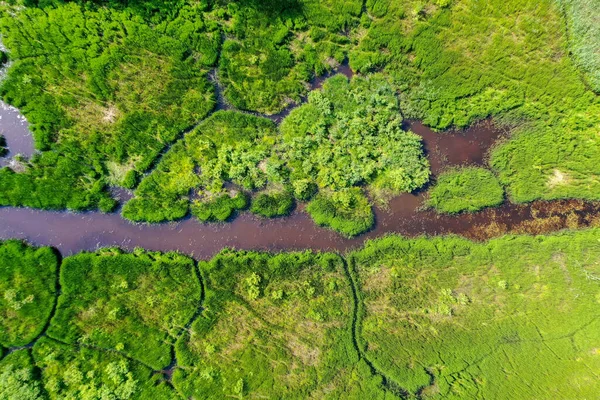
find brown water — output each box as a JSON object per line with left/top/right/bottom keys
{"left": 2, "top": 115, "right": 599, "bottom": 259}
{"left": 2, "top": 66, "right": 600, "bottom": 259}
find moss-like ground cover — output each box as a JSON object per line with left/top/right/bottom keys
{"left": 46, "top": 247, "right": 202, "bottom": 370}
{"left": 173, "top": 250, "right": 390, "bottom": 398}
{"left": 426, "top": 167, "right": 504, "bottom": 214}
{"left": 2, "top": 231, "right": 600, "bottom": 398}
{"left": 350, "top": 231, "right": 600, "bottom": 398}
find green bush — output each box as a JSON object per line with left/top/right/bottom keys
{"left": 426, "top": 167, "right": 504, "bottom": 213}
{"left": 306, "top": 188, "right": 374, "bottom": 237}
{"left": 124, "top": 111, "right": 277, "bottom": 222}
{"left": 0, "top": 240, "right": 58, "bottom": 348}
{"left": 280, "top": 74, "right": 430, "bottom": 194}
{"left": 250, "top": 190, "right": 294, "bottom": 218}
{"left": 192, "top": 191, "right": 249, "bottom": 222}
{"left": 0, "top": 350, "right": 44, "bottom": 400}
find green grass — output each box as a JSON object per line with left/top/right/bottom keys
{"left": 173, "top": 249, "right": 391, "bottom": 399}
{"left": 426, "top": 167, "right": 504, "bottom": 213}
{"left": 0, "top": 1, "right": 217, "bottom": 210}
{"left": 3, "top": 230, "right": 600, "bottom": 397}
{"left": 559, "top": 0, "right": 600, "bottom": 92}
{"left": 0, "top": 241, "right": 58, "bottom": 348}
{"left": 46, "top": 248, "right": 201, "bottom": 370}
{"left": 306, "top": 188, "right": 374, "bottom": 237}
{"left": 350, "top": 231, "right": 600, "bottom": 398}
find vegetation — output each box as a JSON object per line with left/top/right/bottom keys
{"left": 280, "top": 74, "right": 430, "bottom": 195}
{"left": 3, "top": 0, "right": 600, "bottom": 227}
{"left": 192, "top": 191, "right": 249, "bottom": 222}
{"left": 123, "top": 111, "right": 277, "bottom": 222}
{"left": 47, "top": 248, "right": 201, "bottom": 370}
{"left": 33, "top": 337, "right": 175, "bottom": 399}
{"left": 350, "top": 230, "right": 600, "bottom": 398}
{"left": 250, "top": 189, "right": 294, "bottom": 218}
{"left": 559, "top": 0, "right": 600, "bottom": 92}
{"left": 173, "top": 249, "right": 391, "bottom": 399}
{"left": 427, "top": 167, "right": 504, "bottom": 213}
{"left": 2, "top": 230, "right": 600, "bottom": 397}
{"left": 0, "top": 240, "right": 58, "bottom": 348}
{"left": 307, "top": 188, "right": 374, "bottom": 237}
{"left": 0, "top": 1, "right": 217, "bottom": 210}
{"left": 0, "top": 350, "right": 44, "bottom": 400}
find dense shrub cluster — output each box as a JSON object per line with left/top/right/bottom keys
{"left": 123, "top": 111, "right": 277, "bottom": 222}
{"left": 2, "top": 0, "right": 600, "bottom": 230}
{"left": 426, "top": 167, "right": 504, "bottom": 213}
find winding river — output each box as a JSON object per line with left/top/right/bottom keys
{"left": 2, "top": 100, "right": 600, "bottom": 259}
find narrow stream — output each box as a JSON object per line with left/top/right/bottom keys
{"left": 2, "top": 110, "right": 599, "bottom": 259}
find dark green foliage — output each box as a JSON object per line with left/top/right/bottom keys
{"left": 218, "top": 0, "right": 362, "bottom": 113}
{"left": 0, "top": 135, "right": 8, "bottom": 157}
{"left": 306, "top": 188, "right": 374, "bottom": 237}
{"left": 192, "top": 191, "right": 249, "bottom": 222}
{"left": 0, "top": 241, "right": 58, "bottom": 348}
{"left": 427, "top": 167, "right": 504, "bottom": 213}
{"left": 350, "top": 230, "right": 600, "bottom": 398}
{"left": 173, "top": 249, "right": 391, "bottom": 399}
{"left": 33, "top": 337, "right": 175, "bottom": 399}
{"left": 46, "top": 248, "right": 201, "bottom": 370}
{"left": 0, "top": 51, "right": 7, "bottom": 66}
{"left": 250, "top": 190, "right": 294, "bottom": 218}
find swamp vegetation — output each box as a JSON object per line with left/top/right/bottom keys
{"left": 1, "top": 229, "right": 600, "bottom": 399}
{"left": 0, "top": 0, "right": 598, "bottom": 235}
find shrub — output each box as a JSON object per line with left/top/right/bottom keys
{"left": 250, "top": 190, "right": 294, "bottom": 218}
{"left": 306, "top": 188, "right": 374, "bottom": 237}
{"left": 192, "top": 192, "right": 249, "bottom": 222}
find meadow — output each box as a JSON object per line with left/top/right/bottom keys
{"left": 2, "top": 228, "right": 600, "bottom": 398}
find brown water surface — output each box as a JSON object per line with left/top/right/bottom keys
{"left": 1, "top": 67, "right": 599, "bottom": 259}
{"left": 1, "top": 115, "right": 598, "bottom": 259}
{"left": 0, "top": 101, "right": 35, "bottom": 166}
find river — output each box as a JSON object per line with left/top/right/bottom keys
{"left": 2, "top": 102, "right": 599, "bottom": 260}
